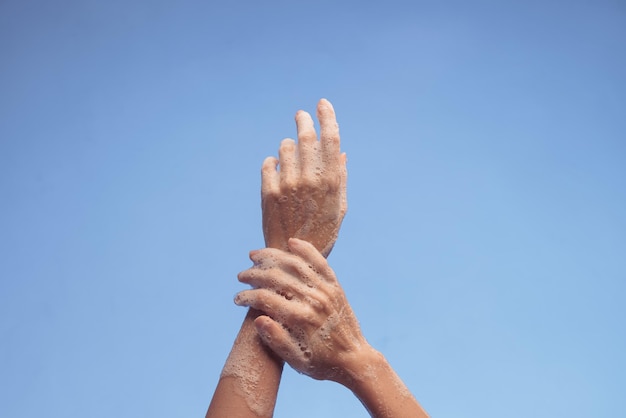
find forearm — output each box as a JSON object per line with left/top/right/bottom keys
{"left": 206, "top": 308, "right": 284, "bottom": 418}
{"left": 344, "top": 347, "right": 429, "bottom": 418}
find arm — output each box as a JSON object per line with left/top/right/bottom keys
{"left": 235, "top": 238, "right": 429, "bottom": 418}
{"left": 206, "top": 99, "right": 347, "bottom": 417}
{"left": 205, "top": 308, "right": 283, "bottom": 418}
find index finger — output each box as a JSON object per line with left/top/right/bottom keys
{"left": 287, "top": 238, "right": 336, "bottom": 284}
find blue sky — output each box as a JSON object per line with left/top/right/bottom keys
{"left": 1, "top": 0, "right": 625, "bottom": 417}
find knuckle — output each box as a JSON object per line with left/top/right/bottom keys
{"left": 305, "top": 293, "right": 327, "bottom": 313}
{"left": 280, "top": 177, "right": 298, "bottom": 192}
{"left": 262, "top": 187, "right": 281, "bottom": 201}
{"left": 297, "top": 176, "right": 316, "bottom": 191}
{"left": 262, "top": 156, "right": 278, "bottom": 169}
{"left": 280, "top": 138, "right": 296, "bottom": 152}
{"left": 324, "top": 175, "right": 341, "bottom": 191}
{"left": 299, "top": 131, "right": 317, "bottom": 143}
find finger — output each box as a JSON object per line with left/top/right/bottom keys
{"left": 339, "top": 152, "right": 348, "bottom": 215}
{"left": 295, "top": 110, "right": 319, "bottom": 182}
{"left": 237, "top": 266, "right": 313, "bottom": 301}
{"left": 235, "top": 287, "right": 314, "bottom": 321}
{"left": 254, "top": 315, "right": 304, "bottom": 364}
{"left": 317, "top": 99, "right": 341, "bottom": 180}
{"left": 288, "top": 238, "right": 337, "bottom": 283}
{"left": 261, "top": 156, "right": 280, "bottom": 197}
{"left": 249, "top": 247, "right": 322, "bottom": 289}
{"left": 278, "top": 138, "right": 299, "bottom": 189}
{"left": 248, "top": 247, "right": 289, "bottom": 269}
{"left": 248, "top": 247, "right": 273, "bottom": 267}
{"left": 235, "top": 288, "right": 287, "bottom": 315}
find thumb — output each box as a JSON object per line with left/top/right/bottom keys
{"left": 254, "top": 316, "right": 301, "bottom": 364}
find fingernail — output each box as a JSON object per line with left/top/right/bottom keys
{"left": 254, "top": 316, "right": 270, "bottom": 334}
{"left": 234, "top": 293, "right": 243, "bottom": 305}
{"left": 249, "top": 250, "right": 263, "bottom": 265}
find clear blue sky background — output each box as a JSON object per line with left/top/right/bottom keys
{"left": 1, "top": 1, "right": 624, "bottom": 417}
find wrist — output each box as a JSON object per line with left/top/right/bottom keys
{"left": 332, "top": 343, "right": 383, "bottom": 389}
{"left": 340, "top": 346, "right": 429, "bottom": 418}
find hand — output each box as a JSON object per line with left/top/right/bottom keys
{"left": 235, "top": 238, "right": 368, "bottom": 385}
{"left": 261, "top": 99, "right": 347, "bottom": 257}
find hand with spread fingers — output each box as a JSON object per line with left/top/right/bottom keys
{"left": 261, "top": 99, "right": 347, "bottom": 257}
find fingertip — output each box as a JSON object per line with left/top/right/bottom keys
{"left": 255, "top": 316, "right": 299, "bottom": 363}
{"left": 288, "top": 238, "right": 319, "bottom": 260}
{"left": 287, "top": 237, "right": 308, "bottom": 250}
{"left": 262, "top": 156, "right": 279, "bottom": 169}
{"left": 254, "top": 314, "right": 271, "bottom": 330}
{"left": 234, "top": 292, "right": 245, "bottom": 306}
{"left": 254, "top": 315, "right": 276, "bottom": 342}
{"left": 318, "top": 98, "right": 332, "bottom": 108}
{"left": 295, "top": 109, "right": 311, "bottom": 120}
{"left": 261, "top": 157, "right": 280, "bottom": 193}
{"left": 280, "top": 137, "right": 296, "bottom": 149}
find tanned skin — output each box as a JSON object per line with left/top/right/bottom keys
{"left": 206, "top": 99, "right": 428, "bottom": 417}
{"left": 206, "top": 99, "right": 347, "bottom": 418}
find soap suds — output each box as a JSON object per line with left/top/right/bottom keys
{"left": 220, "top": 332, "right": 273, "bottom": 417}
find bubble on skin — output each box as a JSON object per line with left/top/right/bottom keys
{"left": 361, "top": 362, "right": 413, "bottom": 402}
{"left": 306, "top": 263, "right": 321, "bottom": 276}
{"left": 319, "top": 314, "right": 341, "bottom": 341}
{"left": 257, "top": 261, "right": 355, "bottom": 379}
{"left": 304, "top": 295, "right": 323, "bottom": 312}
{"left": 221, "top": 329, "right": 274, "bottom": 416}
{"left": 275, "top": 289, "right": 294, "bottom": 301}
{"left": 303, "top": 199, "right": 318, "bottom": 213}
{"left": 256, "top": 254, "right": 278, "bottom": 272}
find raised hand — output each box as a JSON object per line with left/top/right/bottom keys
{"left": 261, "top": 99, "right": 347, "bottom": 257}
